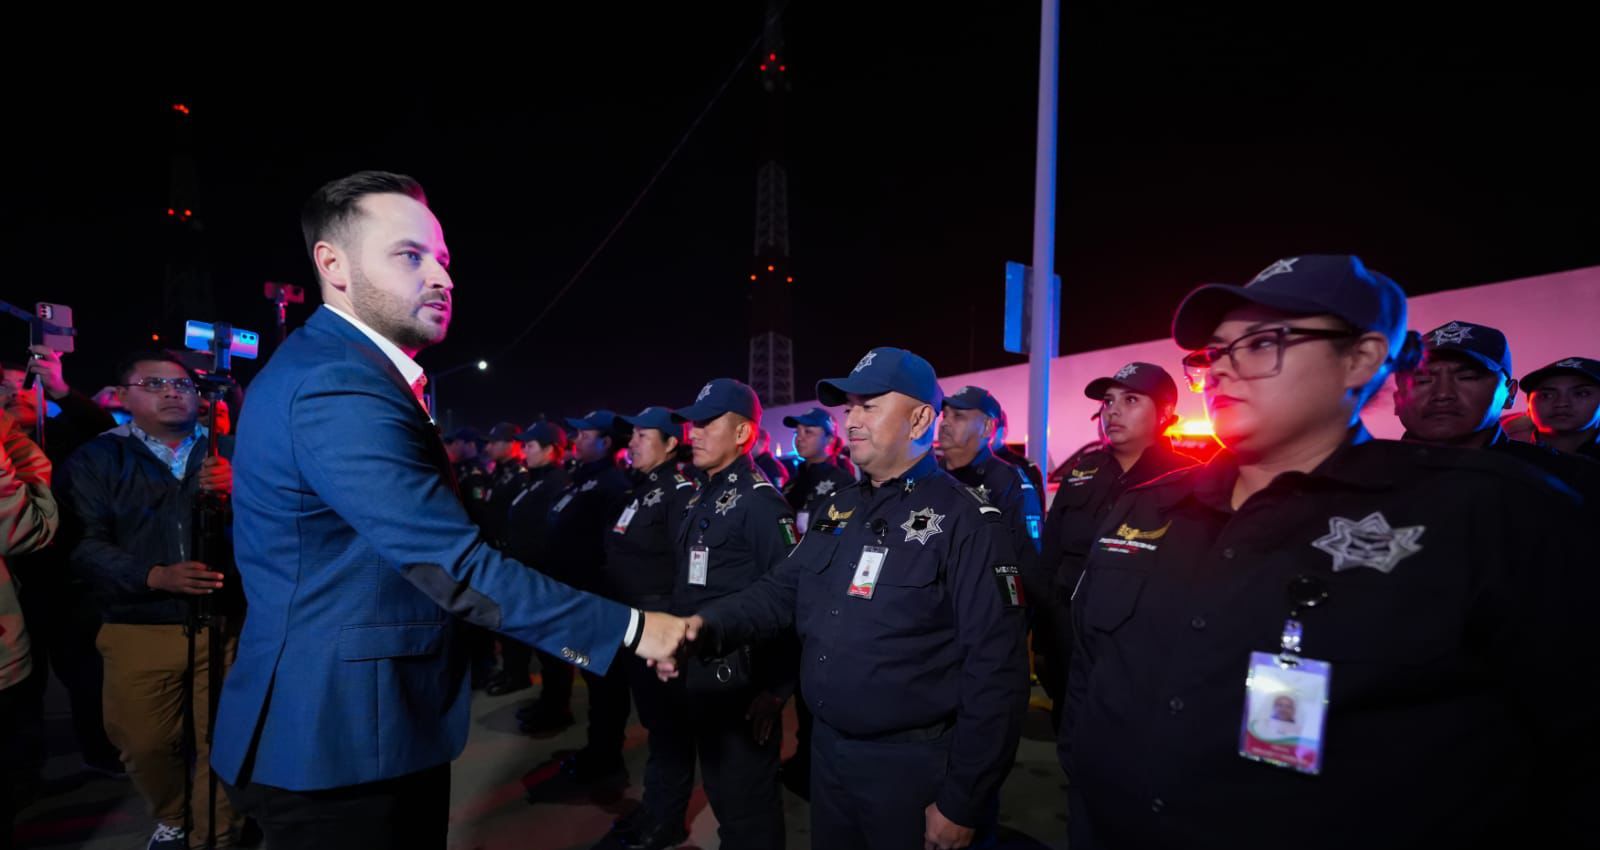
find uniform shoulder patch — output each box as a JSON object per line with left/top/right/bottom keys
{"left": 778, "top": 516, "right": 800, "bottom": 546}
{"left": 992, "top": 564, "right": 1026, "bottom": 608}
{"left": 674, "top": 474, "right": 695, "bottom": 489}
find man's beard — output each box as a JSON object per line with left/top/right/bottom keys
{"left": 349, "top": 265, "right": 446, "bottom": 351}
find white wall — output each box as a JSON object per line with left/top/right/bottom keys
{"left": 762, "top": 265, "right": 1600, "bottom": 472}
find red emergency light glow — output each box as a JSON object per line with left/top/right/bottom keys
{"left": 1165, "top": 417, "right": 1216, "bottom": 438}
{"left": 760, "top": 64, "right": 768, "bottom": 71}
{"left": 172, "top": 104, "right": 190, "bottom": 115}
{"left": 769, "top": 53, "right": 776, "bottom": 61}
{"left": 767, "top": 264, "right": 775, "bottom": 272}
{"left": 750, "top": 274, "right": 758, "bottom": 281}
{"left": 779, "top": 66, "right": 787, "bottom": 72}
{"left": 151, "top": 334, "right": 160, "bottom": 341}
{"left": 786, "top": 276, "right": 794, "bottom": 283}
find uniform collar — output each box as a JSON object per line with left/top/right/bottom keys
{"left": 867, "top": 449, "right": 940, "bottom": 496}
{"left": 942, "top": 443, "right": 993, "bottom": 473}
{"left": 575, "top": 457, "right": 615, "bottom": 479}
{"left": 1188, "top": 425, "right": 1382, "bottom": 512}
{"left": 706, "top": 454, "right": 755, "bottom": 487}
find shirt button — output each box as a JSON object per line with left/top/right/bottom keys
{"left": 1190, "top": 616, "right": 1207, "bottom": 630}
{"left": 1151, "top": 797, "right": 1165, "bottom": 814}
{"left": 818, "top": 655, "right": 827, "bottom": 663}
{"left": 1222, "top": 548, "right": 1236, "bottom": 559}
{"left": 830, "top": 608, "right": 839, "bottom": 616}
{"left": 1168, "top": 697, "right": 1185, "bottom": 714}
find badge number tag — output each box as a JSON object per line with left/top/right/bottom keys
{"left": 613, "top": 503, "right": 638, "bottom": 534}
{"left": 689, "top": 546, "right": 710, "bottom": 587}
{"left": 1239, "top": 651, "right": 1331, "bottom": 775}
{"left": 847, "top": 546, "right": 888, "bottom": 599}
{"left": 796, "top": 510, "right": 810, "bottom": 535}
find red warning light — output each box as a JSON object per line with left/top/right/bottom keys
{"left": 760, "top": 64, "right": 768, "bottom": 71}
{"left": 151, "top": 334, "right": 161, "bottom": 342}
{"left": 767, "top": 264, "right": 775, "bottom": 272}
{"left": 779, "top": 66, "right": 787, "bottom": 72}
{"left": 786, "top": 276, "right": 794, "bottom": 283}
{"left": 172, "top": 104, "right": 190, "bottom": 115}
{"left": 749, "top": 274, "right": 758, "bottom": 281}
{"left": 769, "top": 53, "right": 776, "bottom": 61}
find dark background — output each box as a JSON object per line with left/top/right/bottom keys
{"left": 5, "top": 5, "right": 1594, "bottom": 430}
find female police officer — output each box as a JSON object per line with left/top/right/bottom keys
{"left": 1062, "top": 255, "right": 1586, "bottom": 849}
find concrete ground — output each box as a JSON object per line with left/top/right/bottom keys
{"left": 13, "top": 672, "right": 1067, "bottom": 849}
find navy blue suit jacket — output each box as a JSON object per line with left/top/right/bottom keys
{"left": 213, "top": 307, "right": 631, "bottom": 790}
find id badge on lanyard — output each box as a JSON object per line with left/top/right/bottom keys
{"left": 613, "top": 501, "right": 638, "bottom": 534}
{"left": 689, "top": 544, "right": 710, "bottom": 586}
{"left": 1239, "top": 576, "right": 1332, "bottom": 775}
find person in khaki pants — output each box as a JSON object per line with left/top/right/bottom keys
{"left": 59, "top": 350, "right": 242, "bottom": 850}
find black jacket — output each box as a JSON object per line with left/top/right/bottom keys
{"left": 59, "top": 424, "right": 237, "bottom": 625}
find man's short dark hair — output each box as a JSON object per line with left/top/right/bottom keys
{"left": 301, "top": 171, "right": 429, "bottom": 262}
{"left": 115, "top": 350, "right": 194, "bottom": 386}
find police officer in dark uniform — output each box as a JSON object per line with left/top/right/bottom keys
{"left": 1394, "top": 322, "right": 1600, "bottom": 500}
{"left": 780, "top": 406, "right": 856, "bottom": 534}
{"left": 772, "top": 405, "right": 856, "bottom": 796}
{"left": 939, "top": 386, "right": 1044, "bottom": 579}
{"left": 1035, "top": 362, "right": 1195, "bottom": 729}
{"left": 444, "top": 426, "right": 492, "bottom": 526}
{"left": 641, "top": 379, "right": 796, "bottom": 850}
{"left": 753, "top": 428, "right": 791, "bottom": 489}
{"left": 991, "top": 409, "right": 1045, "bottom": 494}
{"left": 518, "top": 412, "right": 632, "bottom": 752}
{"left": 1063, "top": 255, "right": 1588, "bottom": 849}
{"left": 480, "top": 421, "right": 529, "bottom": 547}
{"left": 588, "top": 407, "right": 701, "bottom": 850}
{"left": 487, "top": 421, "right": 572, "bottom": 697}
{"left": 1522, "top": 356, "right": 1600, "bottom": 461}
{"left": 679, "top": 349, "right": 1029, "bottom": 850}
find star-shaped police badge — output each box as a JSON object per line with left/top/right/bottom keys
{"left": 973, "top": 484, "right": 992, "bottom": 504}
{"left": 814, "top": 480, "right": 836, "bottom": 498}
{"left": 853, "top": 351, "right": 877, "bottom": 373}
{"left": 901, "top": 508, "right": 945, "bottom": 544}
{"left": 1251, "top": 257, "right": 1299, "bottom": 284}
{"left": 642, "top": 487, "right": 663, "bottom": 507}
{"left": 696, "top": 383, "right": 713, "bottom": 402}
{"left": 1429, "top": 322, "right": 1474, "bottom": 346}
{"left": 1555, "top": 358, "right": 1586, "bottom": 368}
{"left": 1311, "top": 512, "right": 1424, "bottom": 574}
{"left": 715, "top": 489, "right": 742, "bottom": 516}
{"left": 1114, "top": 363, "right": 1139, "bottom": 380}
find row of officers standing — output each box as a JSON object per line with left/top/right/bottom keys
{"left": 441, "top": 254, "right": 1596, "bottom": 850}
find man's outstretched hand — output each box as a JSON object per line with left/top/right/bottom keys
{"left": 636, "top": 612, "right": 705, "bottom": 677}
{"left": 637, "top": 613, "right": 705, "bottom": 680}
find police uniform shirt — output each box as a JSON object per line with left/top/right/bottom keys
{"left": 697, "top": 450, "right": 1029, "bottom": 827}
{"left": 454, "top": 458, "right": 493, "bottom": 526}
{"left": 671, "top": 454, "right": 796, "bottom": 614}
{"left": 944, "top": 445, "right": 1044, "bottom": 597}
{"left": 1475, "top": 425, "right": 1600, "bottom": 503}
{"left": 783, "top": 458, "right": 856, "bottom": 524}
{"left": 1063, "top": 427, "right": 1588, "bottom": 849}
{"left": 481, "top": 459, "right": 529, "bottom": 546}
{"left": 504, "top": 463, "right": 570, "bottom": 565}
{"left": 1041, "top": 438, "right": 1195, "bottom": 605}
{"left": 544, "top": 457, "right": 631, "bottom": 593}
{"left": 673, "top": 453, "right": 799, "bottom": 698}
{"left": 602, "top": 465, "right": 698, "bottom": 606}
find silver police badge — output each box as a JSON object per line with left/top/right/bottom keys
{"left": 1429, "top": 322, "right": 1474, "bottom": 346}
{"left": 1114, "top": 363, "right": 1139, "bottom": 380}
{"left": 642, "top": 487, "right": 663, "bottom": 507}
{"left": 1251, "top": 257, "right": 1298, "bottom": 284}
{"left": 973, "top": 484, "right": 992, "bottom": 504}
{"left": 853, "top": 351, "right": 877, "bottom": 373}
{"left": 1311, "top": 512, "right": 1424, "bottom": 574}
{"left": 901, "top": 508, "right": 945, "bottom": 544}
{"left": 814, "top": 480, "right": 836, "bottom": 498}
{"left": 715, "top": 489, "right": 742, "bottom": 516}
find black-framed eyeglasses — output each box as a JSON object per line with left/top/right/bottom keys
{"left": 1181, "top": 326, "right": 1361, "bottom": 392}
{"left": 121, "top": 377, "right": 199, "bottom": 395}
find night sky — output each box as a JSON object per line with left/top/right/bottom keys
{"left": 7, "top": 6, "right": 1594, "bottom": 431}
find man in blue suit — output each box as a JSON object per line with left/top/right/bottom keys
{"left": 213, "top": 171, "right": 690, "bottom": 849}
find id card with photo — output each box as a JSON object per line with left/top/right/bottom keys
{"left": 846, "top": 546, "right": 888, "bottom": 599}
{"left": 613, "top": 503, "right": 638, "bottom": 534}
{"left": 689, "top": 546, "right": 710, "bottom": 587}
{"left": 1239, "top": 651, "right": 1331, "bottom": 775}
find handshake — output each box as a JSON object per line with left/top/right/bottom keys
{"left": 634, "top": 611, "right": 706, "bottom": 679}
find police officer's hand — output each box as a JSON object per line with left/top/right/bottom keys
{"left": 637, "top": 611, "right": 691, "bottom": 673}
{"left": 26, "top": 345, "right": 70, "bottom": 400}
{"left": 199, "top": 456, "right": 233, "bottom": 495}
{"left": 924, "top": 804, "right": 975, "bottom": 850}
{"left": 148, "top": 561, "right": 225, "bottom": 595}
{"left": 746, "top": 691, "right": 786, "bottom": 745}
{"left": 653, "top": 615, "right": 706, "bottom": 680}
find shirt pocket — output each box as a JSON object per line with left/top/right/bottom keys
{"left": 1080, "top": 567, "right": 1147, "bottom": 633}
